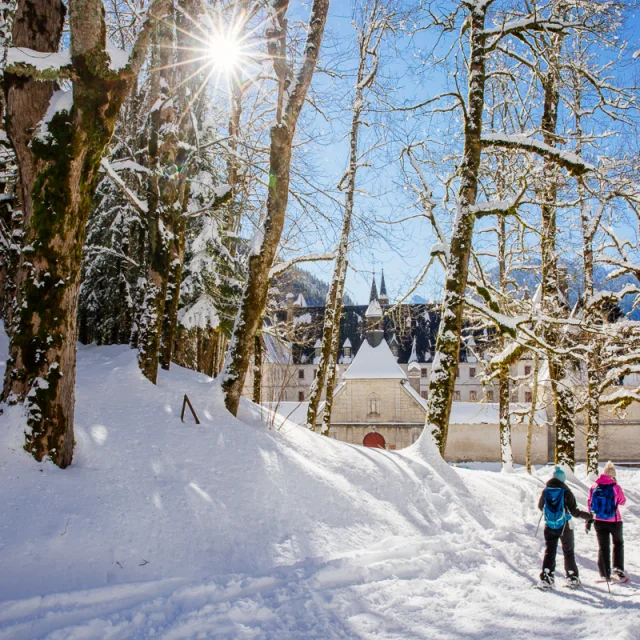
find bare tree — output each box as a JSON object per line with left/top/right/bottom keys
{"left": 222, "top": 0, "right": 330, "bottom": 415}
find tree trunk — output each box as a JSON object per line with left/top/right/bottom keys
{"left": 3, "top": 0, "right": 168, "bottom": 467}
{"left": 222, "top": 0, "right": 330, "bottom": 416}
{"left": 306, "top": 1, "right": 377, "bottom": 429}
{"left": 526, "top": 353, "right": 540, "bottom": 473}
{"left": 321, "top": 280, "right": 345, "bottom": 434}
{"left": 539, "top": 33, "right": 575, "bottom": 469}
{"left": 499, "top": 364, "right": 513, "bottom": 469}
{"left": 424, "top": 7, "right": 488, "bottom": 455}
{"left": 137, "top": 19, "right": 175, "bottom": 383}
{"left": 497, "top": 207, "right": 512, "bottom": 469}
{"left": 253, "top": 333, "right": 262, "bottom": 404}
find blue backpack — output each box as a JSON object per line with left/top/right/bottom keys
{"left": 591, "top": 484, "right": 617, "bottom": 520}
{"left": 544, "top": 487, "right": 569, "bottom": 529}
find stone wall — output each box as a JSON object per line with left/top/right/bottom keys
{"left": 328, "top": 379, "right": 425, "bottom": 425}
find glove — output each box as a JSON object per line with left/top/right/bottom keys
{"left": 585, "top": 518, "right": 593, "bottom": 534}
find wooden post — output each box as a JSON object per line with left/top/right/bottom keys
{"left": 181, "top": 394, "right": 200, "bottom": 424}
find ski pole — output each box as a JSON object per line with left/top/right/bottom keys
{"left": 535, "top": 512, "right": 543, "bottom": 537}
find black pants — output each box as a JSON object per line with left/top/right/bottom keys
{"left": 594, "top": 520, "right": 624, "bottom": 578}
{"left": 541, "top": 524, "right": 579, "bottom": 578}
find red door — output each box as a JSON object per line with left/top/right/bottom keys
{"left": 363, "top": 432, "right": 386, "bottom": 449}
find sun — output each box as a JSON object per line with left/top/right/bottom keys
{"left": 207, "top": 33, "right": 243, "bottom": 72}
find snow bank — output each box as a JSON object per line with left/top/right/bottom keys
{"left": 0, "top": 338, "right": 484, "bottom": 602}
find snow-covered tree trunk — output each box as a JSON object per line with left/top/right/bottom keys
{"left": 525, "top": 352, "right": 540, "bottom": 474}
{"left": 497, "top": 210, "right": 512, "bottom": 469}
{"left": 425, "top": 6, "right": 488, "bottom": 455}
{"left": 252, "top": 333, "right": 262, "bottom": 404}
{"left": 538, "top": 32, "right": 575, "bottom": 469}
{"left": 306, "top": 0, "right": 387, "bottom": 430}
{"left": 321, "top": 272, "right": 345, "bottom": 434}
{"left": 137, "top": 18, "right": 175, "bottom": 383}
{"left": 3, "top": 0, "right": 169, "bottom": 467}
{"left": 223, "top": 0, "right": 330, "bottom": 416}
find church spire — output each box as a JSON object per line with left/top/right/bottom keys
{"left": 369, "top": 273, "right": 378, "bottom": 303}
{"left": 379, "top": 270, "right": 388, "bottom": 304}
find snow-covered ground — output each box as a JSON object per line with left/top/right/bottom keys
{"left": 0, "top": 338, "right": 639, "bottom": 639}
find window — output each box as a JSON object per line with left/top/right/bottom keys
{"left": 487, "top": 390, "right": 494, "bottom": 402}
{"left": 368, "top": 393, "right": 380, "bottom": 416}
{"left": 470, "top": 367, "right": 476, "bottom": 378}
{"left": 456, "top": 367, "right": 460, "bottom": 378}
{"left": 525, "top": 365, "right": 532, "bottom": 376}
{"left": 410, "top": 428, "right": 422, "bottom": 444}
{"left": 421, "top": 390, "right": 428, "bottom": 399}
{"left": 329, "top": 428, "right": 338, "bottom": 439}
{"left": 470, "top": 391, "right": 477, "bottom": 402}
{"left": 313, "top": 369, "right": 317, "bottom": 378}
{"left": 421, "top": 368, "right": 428, "bottom": 377}
{"left": 344, "top": 346, "right": 352, "bottom": 358}
{"left": 454, "top": 391, "right": 461, "bottom": 401}
{"left": 298, "top": 369, "right": 305, "bottom": 379}
{"left": 511, "top": 392, "right": 518, "bottom": 402}
{"left": 298, "top": 391, "right": 305, "bottom": 402}
{"left": 525, "top": 391, "right": 533, "bottom": 403}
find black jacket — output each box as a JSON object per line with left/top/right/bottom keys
{"left": 538, "top": 478, "right": 591, "bottom": 520}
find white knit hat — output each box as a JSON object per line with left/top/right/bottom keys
{"left": 603, "top": 461, "right": 616, "bottom": 479}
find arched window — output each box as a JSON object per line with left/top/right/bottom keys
{"left": 368, "top": 393, "right": 380, "bottom": 416}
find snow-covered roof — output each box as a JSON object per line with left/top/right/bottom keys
{"left": 313, "top": 338, "right": 321, "bottom": 348}
{"left": 294, "top": 293, "right": 307, "bottom": 307}
{"left": 343, "top": 337, "right": 352, "bottom": 348}
{"left": 342, "top": 339, "right": 407, "bottom": 380}
{"left": 365, "top": 299, "right": 382, "bottom": 317}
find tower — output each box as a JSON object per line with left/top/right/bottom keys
{"left": 369, "top": 273, "right": 378, "bottom": 303}
{"left": 379, "top": 270, "right": 389, "bottom": 305}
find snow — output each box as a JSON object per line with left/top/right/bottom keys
{"left": 365, "top": 298, "right": 382, "bottom": 317}
{"left": 293, "top": 312, "right": 312, "bottom": 326}
{"left": 293, "top": 293, "right": 307, "bottom": 307}
{"left": 105, "top": 39, "right": 129, "bottom": 71}
{"left": 7, "top": 47, "right": 71, "bottom": 72}
{"left": 1, "top": 333, "right": 639, "bottom": 638}
{"left": 342, "top": 339, "right": 406, "bottom": 380}
{"left": 177, "top": 296, "right": 220, "bottom": 330}
{"left": 36, "top": 90, "right": 73, "bottom": 141}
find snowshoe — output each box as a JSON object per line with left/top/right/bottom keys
{"left": 535, "top": 572, "right": 554, "bottom": 590}
{"left": 613, "top": 570, "right": 630, "bottom": 584}
{"left": 564, "top": 576, "right": 581, "bottom": 590}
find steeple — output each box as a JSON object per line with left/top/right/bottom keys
{"left": 369, "top": 273, "right": 378, "bottom": 303}
{"left": 379, "top": 270, "right": 388, "bottom": 304}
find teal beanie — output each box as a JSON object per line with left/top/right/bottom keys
{"left": 553, "top": 467, "right": 566, "bottom": 483}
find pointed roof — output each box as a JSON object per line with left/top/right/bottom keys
{"left": 379, "top": 270, "right": 389, "bottom": 303}
{"left": 365, "top": 298, "right": 383, "bottom": 318}
{"left": 343, "top": 339, "right": 407, "bottom": 380}
{"left": 369, "top": 274, "right": 378, "bottom": 302}
{"left": 294, "top": 293, "right": 307, "bottom": 307}
{"left": 343, "top": 337, "right": 352, "bottom": 348}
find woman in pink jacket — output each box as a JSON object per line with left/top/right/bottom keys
{"left": 588, "top": 461, "right": 628, "bottom": 581}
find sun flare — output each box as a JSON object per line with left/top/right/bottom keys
{"left": 207, "top": 33, "right": 243, "bottom": 72}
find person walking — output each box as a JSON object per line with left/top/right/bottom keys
{"left": 538, "top": 467, "right": 592, "bottom": 590}
{"left": 588, "top": 461, "right": 628, "bottom": 582}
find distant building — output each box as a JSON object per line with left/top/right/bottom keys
{"left": 246, "top": 273, "right": 640, "bottom": 462}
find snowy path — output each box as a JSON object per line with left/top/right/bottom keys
{"left": 2, "top": 466, "right": 638, "bottom": 639}
{"left": 1, "top": 341, "right": 639, "bottom": 639}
